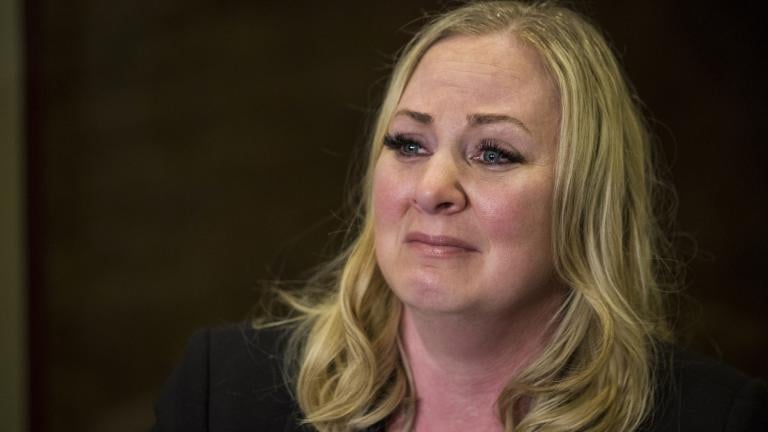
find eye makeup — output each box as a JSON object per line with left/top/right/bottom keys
{"left": 383, "top": 133, "right": 525, "bottom": 167}
{"left": 474, "top": 139, "right": 525, "bottom": 165}
{"left": 383, "top": 133, "right": 427, "bottom": 157}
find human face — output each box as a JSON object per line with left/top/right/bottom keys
{"left": 372, "top": 33, "right": 562, "bottom": 318}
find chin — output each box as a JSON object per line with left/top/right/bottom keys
{"left": 387, "top": 272, "right": 479, "bottom": 316}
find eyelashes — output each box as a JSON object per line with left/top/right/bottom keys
{"left": 477, "top": 139, "right": 524, "bottom": 165}
{"left": 383, "top": 133, "right": 525, "bottom": 166}
{"left": 383, "top": 134, "right": 425, "bottom": 156}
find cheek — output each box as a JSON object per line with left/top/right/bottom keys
{"left": 476, "top": 177, "right": 554, "bottom": 251}
{"left": 372, "top": 160, "right": 407, "bottom": 252}
{"left": 372, "top": 159, "right": 411, "bottom": 227}
{"left": 475, "top": 178, "right": 558, "bottom": 304}
{"left": 372, "top": 159, "right": 413, "bottom": 276}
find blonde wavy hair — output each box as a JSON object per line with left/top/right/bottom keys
{"left": 258, "top": 1, "right": 675, "bottom": 431}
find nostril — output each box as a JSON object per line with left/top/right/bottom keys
{"left": 412, "top": 159, "right": 468, "bottom": 214}
{"left": 413, "top": 182, "right": 468, "bottom": 214}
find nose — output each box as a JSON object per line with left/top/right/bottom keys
{"left": 412, "top": 153, "right": 467, "bottom": 214}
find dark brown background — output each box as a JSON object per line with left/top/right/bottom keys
{"left": 24, "top": 1, "right": 767, "bottom": 431}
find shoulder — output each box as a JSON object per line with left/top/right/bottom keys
{"left": 645, "top": 345, "right": 768, "bottom": 432}
{"left": 153, "top": 322, "right": 306, "bottom": 432}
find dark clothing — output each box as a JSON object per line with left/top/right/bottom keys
{"left": 153, "top": 323, "right": 768, "bottom": 431}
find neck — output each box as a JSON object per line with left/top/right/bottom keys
{"left": 394, "top": 294, "right": 565, "bottom": 432}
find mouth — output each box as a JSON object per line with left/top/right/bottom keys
{"left": 404, "top": 232, "right": 478, "bottom": 257}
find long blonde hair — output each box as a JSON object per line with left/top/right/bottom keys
{"left": 259, "top": 2, "right": 675, "bottom": 431}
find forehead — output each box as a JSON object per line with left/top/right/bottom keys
{"left": 399, "top": 32, "right": 559, "bottom": 116}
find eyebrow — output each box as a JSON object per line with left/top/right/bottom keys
{"left": 394, "top": 109, "right": 531, "bottom": 135}
{"left": 467, "top": 113, "right": 531, "bottom": 134}
{"left": 395, "top": 109, "right": 433, "bottom": 124}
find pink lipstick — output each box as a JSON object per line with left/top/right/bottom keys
{"left": 404, "top": 232, "right": 478, "bottom": 257}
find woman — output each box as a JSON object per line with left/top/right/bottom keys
{"left": 154, "top": 2, "right": 767, "bottom": 431}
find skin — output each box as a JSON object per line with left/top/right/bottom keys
{"left": 372, "top": 32, "right": 566, "bottom": 431}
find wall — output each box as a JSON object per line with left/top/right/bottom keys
{"left": 0, "top": 0, "right": 26, "bottom": 430}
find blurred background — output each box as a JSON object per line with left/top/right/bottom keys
{"left": 2, "top": 0, "right": 766, "bottom": 431}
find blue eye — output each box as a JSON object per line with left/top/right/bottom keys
{"left": 384, "top": 134, "right": 425, "bottom": 157}
{"left": 481, "top": 148, "right": 503, "bottom": 163}
{"left": 476, "top": 139, "right": 523, "bottom": 165}
{"left": 403, "top": 141, "right": 420, "bottom": 154}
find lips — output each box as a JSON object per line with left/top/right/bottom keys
{"left": 404, "top": 232, "right": 478, "bottom": 257}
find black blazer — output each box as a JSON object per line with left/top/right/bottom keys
{"left": 153, "top": 323, "right": 768, "bottom": 431}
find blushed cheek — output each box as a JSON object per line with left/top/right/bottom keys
{"left": 372, "top": 167, "right": 390, "bottom": 223}
{"left": 372, "top": 161, "right": 407, "bottom": 235}
{"left": 372, "top": 161, "right": 410, "bottom": 275}
{"left": 479, "top": 186, "right": 553, "bottom": 249}
{"left": 372, "top": 160, "right": 408, "bottom": 225}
